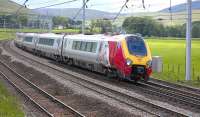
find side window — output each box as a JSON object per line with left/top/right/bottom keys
{"left": 56, "top": 39, "right": 61, "bottom": 46}
{"left": 72, "top": 41, "right": 97, "bottom": 53}
{"left": 49, "top": 39, "right": 54, "bottom": 46}
{"left": 86, "top": 42, "right": 92, "bottom": 52}
{"left": 38, "top": 38, "right": 54, "bottom": 46}
{"left": 72, "top": 41, "right": 76, "bottom": 49}
{"left": 76, "top": 41, "right": 81, "bottom": 50}
{"left": 80, "top": 42, "right": 86, "bottom": 51}
{"left": 24, "top": 37, "right": 33, "bottom": 42}
{"left": 64, "top": 39, "right": 68, "bottom": 48}
{"left": 91, "top": 42, "right": 97, "bottom": 53}
{"left": 38, "top": 38, "right": 44, "bottom": 44}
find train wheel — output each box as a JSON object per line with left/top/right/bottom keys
{"left": 116, "top": 70, "right": 123, "bottom": 82}
{"left": 133, "top": 79, "right": 138, "bottom": 83}
{"left": 105, "top": 69, "right": 112, "bottom": 78}
{"left": 143, "top": 75, "right": 149, "bottom": 82}
{"left": 68, "top": 59, "right": 73, "bottom": 66}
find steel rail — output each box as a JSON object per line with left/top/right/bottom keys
{"left": 138, "top": 82, "right": 200, "bottom": 109}
{"left": 147, "top": 80, "right": 200, "bottom": 99}
{"left": 0, "top": 59, "right": 85, "bottom": 117}
{"left": 0, "top": 71, "right": 54, "bottom": 117}
{"left": 150, "top": 78, "right": 200, "bottom": 93}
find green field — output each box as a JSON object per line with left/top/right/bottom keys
{"left": 0, "top": 28, "right": 81, "bottom": 40}
{"left": 0, "top": 82, "right": 24, "bottom": 117}
{"left": 146, "top": 38, "right": 200, "bottom": 87}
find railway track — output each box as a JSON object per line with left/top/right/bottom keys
{"left": 0, "top": 60, "right": 85, "bottom": 117}
{"left": 150, "top": 78, "right": 200, "bottom": 95}
{"left": 1, "top": 41, "right": 193, "bottom": 116}
{"left": 141, "top": 81, "right": 200, "bottom": 108}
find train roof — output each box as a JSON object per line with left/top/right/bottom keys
{"left": 112, "top": 34, "right": 144, "bottom": 40}
{"left": 38, "top": 33, "right": 64, "bottom": 38}
{"left": 16, "top": 33, "right": 143, "bottom": 41}
{"left": 16, "top": 32, "right": 35, "bottom": 36}
{"left": 65, "top": 34, "right": 124, "bottom": 42}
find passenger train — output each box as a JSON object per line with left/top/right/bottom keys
{"left": 15, "top": 33, "right": 152, "bottom": 82}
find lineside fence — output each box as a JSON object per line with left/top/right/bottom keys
{"left": 153, "top": 63, "right": 200, "bottom": 82}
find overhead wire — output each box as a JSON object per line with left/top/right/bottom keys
{"left": 31, "top": 0, "right": 78, "bottom": 10}
{"left": 72, "top": 0, "right": 90, "bottom": 20}
{"left": 15, "top": 0, "right": 29, "bottom": 15}
{"left": 169, "top": 0, "right": 173, "bottom": 23}
{"left": 27, "top": 0, "right": 65, "bottom": 6}
{"left": 113, "top": 0, "right": 129, "bottom": 22}
{"left": 142, "top": 0, "right": 145, "bottom": 9}
{"left": 89, "top": 0, "right": 124, "bottom": 7}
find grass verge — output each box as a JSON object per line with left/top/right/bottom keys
{"left": 146, "top": 38, "right": 200, "bottom": 88}
{"left": 0, "top": 81, "right": 24, "bottom": 117}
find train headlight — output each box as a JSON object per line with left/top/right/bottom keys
{"left": 126, "top": 59, "right": 132, "bottom": 66}
{"left": 146, "top": 60, "right": 152, "bottom": 68}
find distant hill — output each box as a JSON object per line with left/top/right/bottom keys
{"left": 0, "top": 0, "right": 30, "bottom": 14}
{"left": 160, "top": 0, "right": 200, "bottom": 13}
{"left": 32, "top": 8, "right": 123, "bottom": 20}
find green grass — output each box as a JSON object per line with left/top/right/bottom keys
{"left": 0, "top": 82, "right": 24, "bottom": 117}
{"left": 0, "top": 28, "right": 81, "bottom": 40}
{"left": 0, "top": 31, "right": 15, "bottom": 40}
{"left": 52, "top": 28, "right": 80, "bottom": 33}
{"left": 146, "top": 38, "right": 200, "bottom": 87}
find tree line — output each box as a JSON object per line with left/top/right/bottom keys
{"left": 1, "top": 14, "right": 200, "bottom": 38}
{"left": 0, "top": 14, "right": 28, "bottom": 28}
{"left": 122, "top": 17, "right": 200, "bottom": 38}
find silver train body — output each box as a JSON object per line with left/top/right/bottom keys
{"left": 15, "top": 33, "right": 111, "bottom": 73}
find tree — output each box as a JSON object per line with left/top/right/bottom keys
{"left": 100, "top": 19, "right": 112, "bottom": 33}
{"left": 89, "top": 19, "right": 112, "bottom": 33}
{"left": 52, "top": 16, "right": 68, "bottom": 28}
{"left": 122, "top": 17, "right": 160, "bottom": 37}
{"left": 122, "top": 16, "right": 200, "bottom": 38}
{"left": 192, "top": 21, "right": 200, "bottom": 38}
{"left": 18, "top": 15, "right": 28, "bottom": 27}
{"left": 89, "top": 20, "right": 96, "bottom": 32}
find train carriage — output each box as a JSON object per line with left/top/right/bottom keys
{"left": 21, "top": 33, "right": 37, "bottom": 52}
{"left": 35, "top": 33, "right": 64, "bottom": 59}
{"left": 109, "top": 35, "right": 152, "bottom": 81}
{"left": 62, "top": 34, "right": 110, "bottom": 73}
{"left": 15, "top": 33, "right": 25, "bottom": 48}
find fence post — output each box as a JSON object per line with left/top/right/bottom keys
{"left": 168, "top": 64, "right": 169, "bottom": 72}
{"left": 192, "top": 64, "right": 195, "bottom": 81}
{"left": 168, "top": 64, "right": 170, "bottom": 78}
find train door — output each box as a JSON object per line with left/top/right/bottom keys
{"left": 98, "top": 41, "right": 110, "bottom": 67}
{"left": 33, "top": 33, "right": 39, "bottom": 50}
{"left": 60, "top": 35, "right": 67, "bottom": 58}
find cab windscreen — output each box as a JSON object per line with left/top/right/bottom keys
{"left": 126, "top": 36, "right": 147, "bottom": 56}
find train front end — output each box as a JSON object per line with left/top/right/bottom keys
{"left": 121, "top": 35, "right": 152, "bottom": 82}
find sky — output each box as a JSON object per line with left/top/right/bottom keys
{"left": 11, "top": 0, "right": 195, "bottom": 13}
